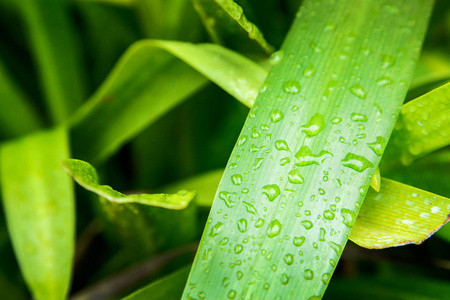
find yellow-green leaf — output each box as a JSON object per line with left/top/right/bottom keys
{"left": 350, "top": 178, "right": 450, "bottom": 249}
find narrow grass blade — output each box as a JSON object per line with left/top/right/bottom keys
{"left": 122, "top": 265, "right": 191, "bottom": 300}
{"left": 63, "top": 159, "right": 197, "bottom": 257}
{"left": 0, "top": 60, "right": 43, "bottom": 138}
{"left": 385, "top": 82, "right": 450, "bottom": 165}
{"left": 63, "top": 159, "right": 195, "bottom": 209}
{"left": 350, "top": 178, "right": 450, "bottom": 249}
{"left": 18, "top": 0, "right": 86, "bottom": 123}
{"left": 192, "top": 0, "right": 273, "bottom": 55}
{"left": 182, "top": 1, "right": 433, "bottom": 298}
{"left": 0, "top": 127, "right": 74, "bottom": 300}
{"left": 70, "top": 40, "right": 266, "bottom": 162}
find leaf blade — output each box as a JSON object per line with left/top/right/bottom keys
{"left": 0, "top": 127, "right": 74, "bottom": 300}
{"left": 182, "top": 1, "right": 433, "bottom": 298}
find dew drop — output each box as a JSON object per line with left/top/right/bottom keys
{"left": 281, "top": 273, "right": 289, "bottom": 285}
{"left": 237, "top": 135, "right": 247, "bottom": 146}
{"left": 270, "top": 110, "right": 284, "bottom": 123}
{"left": 228, "top": 290, "right": 236, "bottom": 299}
{"left": 304, "top": 64, "right": 315, "bottom": 77}
{"left": 304, "top": 269, "right": 314, "bottom": 280}
{"left": 288, "top": 168, "right": 304, "bottom": 184}
{"left": 321, "top": 273, "right": 331, "bottom": 285}
{"left": 350, "top": 113, "right": 368, "bottom": 122}
{"left": 328, "top": 241, "right": 343, "bottom": 256}
{"left": 295, "top": 146, "right": 333, "bottom": 166}
{"left": 301, "top": 220, "right": 313, "bottom": 230}
{"left": 237, "top": 218, "right": 248, "bottom": 233}
{"left": 377, "top": 76, "right": 393, "bottom": 86}
{"left": 209, "top": 222, "right": 223, "bottom": 237}
{"left": 255, "top": 218, "right": 265, "bottom": 228}
{"left": 234, "top": 244, "right": 244, "bottom": 254}
{"left": 341, "top": 208, "right": 357, "bottom": 227}
{"left": 293, "top": 236, "right": 305, "bottom": 246}
{"left": 222, "top": 277, "right": 230, "bottom": 287}
{"left": 381, "top": 54, "right": 396, "bottom": 68}
{"left": 301, "top": 113, "right": 325, "bottom": 137}
{"left": 219, "top": 191, "right": 237, "bottom": 208}
{"left": 319, "top": 228, "right": 326, "bottom": 242}
{"left": 341, "top": 153, "right": 373, "bottom": 172}
{"left": 284, "top": 254, "right": 294, "bottom": 265}
{"left": 270, "top": 50, "right": 284, "bottom": 65}
{"left": 331, "top": 117, "right": 342, "bottom": 124}
{"left": 280, "top": 157, "right": 290, "bottom": 166}
{"left": 262, "top": 184, "right": 281, "bottom": 201}
{"left": 275, "top": 140, "right": 290, "bottom": 151}
{"left": 367, "top": 136, "right": 386, "bottom": 156}
{"left": 252, "top": 157, "right": 264, "bottom": 170}
{"left": 242, "top": 201, "right": 258, "bottom": 215}
{"left": 323, "top": 210, "right": 335, "bottom": 220}
{"left": 350, "top": 84, "right": 367, "bottom": 99}
{"left": 236, "top": 271, "right": 243, "bottom": 280}
{"left": 283, "top": 80, "right": 301, "bottom": 94}
{"left": 267, "top": 219, "right": 282, "bottom": 238}
{"left": 231, "top": 174, "right": 243, "bottom": 186}
{"left": 310, "top": 41, "right": 322, "bottom": 53}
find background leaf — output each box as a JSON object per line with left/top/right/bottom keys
{"left": 0, "top": 127, "right": 74, "bottom": 300}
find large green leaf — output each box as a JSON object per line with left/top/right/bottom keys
{"left": 70, "top": 40, "right": 266, "bottom": 162}
{"left": 0, "top": 127, "right": 74, "bottom": 300}
{"left": 18, "top": 0, "right": 86, "bottom": 123}
{"left": 182, "top": 0, "right": 433, "bottom": 298}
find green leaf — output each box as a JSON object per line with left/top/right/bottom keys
{"left": 182, "top": 0, "right": 433, "bottom": 298}
{"left": 63, "top": 158, "right": 195, "bottom": 209}
{"left": 350, "top": 178, "right": 450, "bottom": 249}
{"left": 122, "top": 265, "right": 191, "bottom": 300}
{"left": 0, "top": 60, "right": 43, "bottom": 138}
{"left": 63, "top": 159, "right": 197, "bottom": 258}
{"left": 0, "top": 127, "right": 74, "bottom": 300}
{"left": 385, "top": 82, "right": 450, "bottom": 166}
{"left": 70, "top": 40, "right": 266, "bottom": 162}
{"left": 18, "top": 0, "right": 86, "bottom": 123}
{"left": 192, "top": 0, "right": 273, "bottom": 55}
